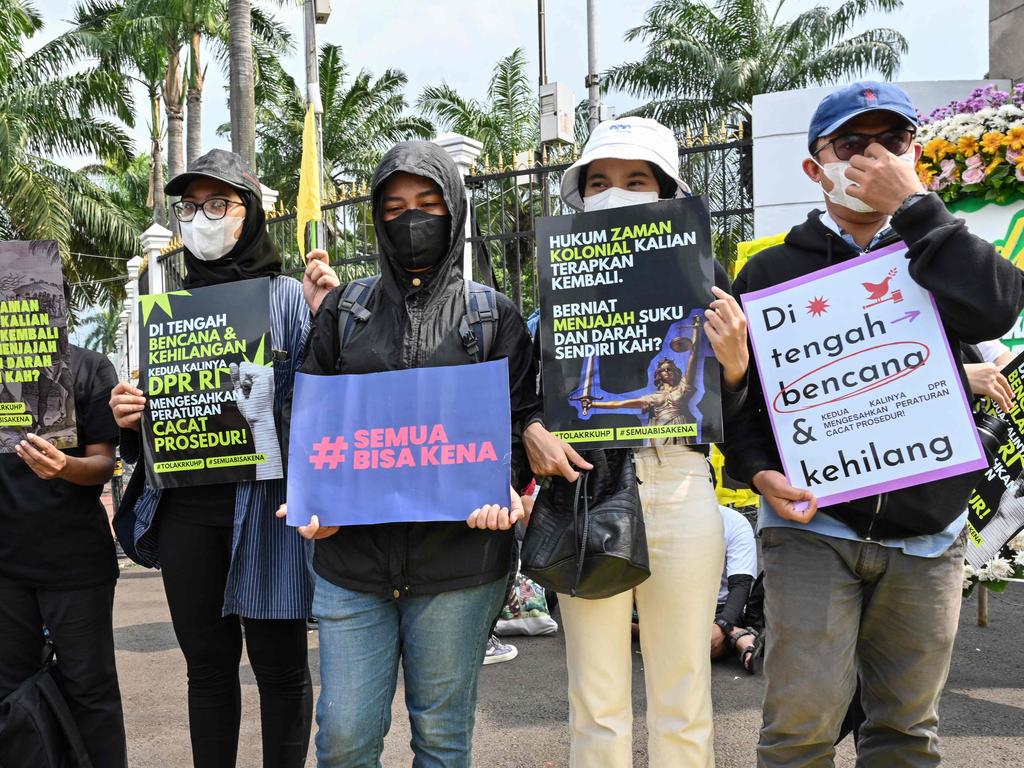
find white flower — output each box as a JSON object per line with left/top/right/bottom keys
{"left": 962, "top": 563, "right": 978, "bottom": 591}
{"left": 1014, "top": 550, "right": 1024, "bottom": 568}
{"left": 1008, "top": 530, "right": 1024, "bottom": 553}
{"left": 985, "top": 557, "right": 1015, "bottom": 580}
{"left": 997, "top": 104, "right": 1024, "bottom": 120}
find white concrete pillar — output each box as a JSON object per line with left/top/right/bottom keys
{"left": 261, "top": 184, "right": 280, "bottom": 216}
{"left": 435, "top": 132, "right": 484, "bottom": 280}
{"left": 140, "top": 222, "right": 172, "bottom": 297}
{"left": 125, "top": 255, "right": 144, "bottom": 380}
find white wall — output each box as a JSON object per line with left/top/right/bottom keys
{"left": 752, "top": 80, "right": 1012, "bottom": 238}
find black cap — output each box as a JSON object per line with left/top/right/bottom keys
{"left": 164, "top": 149, "right": 263, "bottom": 203}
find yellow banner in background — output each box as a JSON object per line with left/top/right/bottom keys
{"left": 733, "top": 232, "right": 786, "bottom": 278}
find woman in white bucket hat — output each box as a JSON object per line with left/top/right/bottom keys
{"left": 524, "top": 116, "right": 750, "bottom": 767}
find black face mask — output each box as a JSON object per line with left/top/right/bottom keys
{"left": 383, "top": 209, "right": 451, "bottom": 271}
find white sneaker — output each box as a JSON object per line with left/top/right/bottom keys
{"left": 483, "top": 634, "right": 518, "bottom": 665}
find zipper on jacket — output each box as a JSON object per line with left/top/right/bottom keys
{"left": 864, "top": 493, "right": 887, "bottom": 541}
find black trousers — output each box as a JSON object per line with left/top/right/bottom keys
{"left": 0, "top": 575, "right": 128, "bottom": 767}
{"left": 157, "top": 514, "right": 312, "bottom": 768}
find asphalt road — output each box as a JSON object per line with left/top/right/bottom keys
{"left": 113, "top": 567, "right": 1024, "bottom": 767}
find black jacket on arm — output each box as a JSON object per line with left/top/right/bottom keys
{"left": 725, "top": 193, "right": 1024, "bottom": 539}
{"left": 299, "top": 141, "right": 539, "bottom": 597}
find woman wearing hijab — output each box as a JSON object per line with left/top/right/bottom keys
{"left": 109, "top": 149, "right": 337, "bottom": 768}
{"left": 278, "top": 141, "right": 538, "bottom": 768}
{"left": 523, "top": 117, "right": 750, "bottom": 767}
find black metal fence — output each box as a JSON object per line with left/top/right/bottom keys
{"left": 154, "top": 137, "right": 753, "bottom": 314}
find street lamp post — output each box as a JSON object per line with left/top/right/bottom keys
{"left": 585, "top": 0, "right": 601, "bottom": 132}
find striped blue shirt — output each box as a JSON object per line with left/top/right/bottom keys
{"left": 128, "top": 276, "right": 314, "bottom": 619}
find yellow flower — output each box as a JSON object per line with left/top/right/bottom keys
{"left": 1016, "top": 153, "right": 1024, "bottom": 170}
{"left": 957, "top": 135, "right": 979, "bottom": 156}
{"left": 917, "top": 166, "right": 937, "bottom": 185}
{"left": 924, "top": 138, "right": 954, "bottom": 161}
{"left": 981, "top": 131, "right": 1006, "bottom": 154}
{"left": 985, "top": 156, "right": 1003, "bottom": 176}
{"left": 1007, "top": 126, "right": 1024, "bottom": 152}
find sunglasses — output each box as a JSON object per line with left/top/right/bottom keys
{"left": 813, "top": 128, "right": 916, "bottom": 161}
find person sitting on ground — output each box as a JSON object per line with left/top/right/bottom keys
{"left": 711, "top": 505, "right": 763, "bottom": 673}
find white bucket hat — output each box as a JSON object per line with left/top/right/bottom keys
{"left": 560, "top": 116, "right": 691, "bottom": 212}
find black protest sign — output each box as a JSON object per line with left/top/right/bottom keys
{"left": 966, "top": 350, "right": 1024, "bottom": 567}
{"left": 138, "top": 277, "right": 282, "bottom": 488}
{"left": 0, "top": 240, "right": 76, "bottom": 452}
{"left": 537, "top": 197, "right": 722, "bottom": 449}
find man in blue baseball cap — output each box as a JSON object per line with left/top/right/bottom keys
{"left": 724, "top": 81, "right": 1024, "bottom": 766}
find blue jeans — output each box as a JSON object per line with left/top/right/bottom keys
{"left": 312, "top": 574, "right": 507, "bottom": 768}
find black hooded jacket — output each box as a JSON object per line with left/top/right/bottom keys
{"left": 301, "top": 141, "right": 539, "bottom": 597}
{"left": 725, "top": 192, "right": 1024, "bottom": 539}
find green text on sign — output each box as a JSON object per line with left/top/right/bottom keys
{"left": 553, "top": 428, "right": 616, "bottom": 443}
{"left": 615, "top": 424, "right": 698, "bottom": 440}
{"left": 154, "top": 458, "right": 205, "bottom": 473}
{"left": 206, "top": 453, "right": 267, "bottom": 468}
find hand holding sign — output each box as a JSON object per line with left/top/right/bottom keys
{"left": 109, "top": 381, "right": 146, "bottom": 431}
{"left": 303, "top": 249, "right": 340, "bottom": 315}
{"left": 15, "top": 433, "right": 68, "bottom": 480}
{"left": 275, "top": 504, "right": 340, "bottom": 540}
{"left": 703, "top": 286, "right": 748, "bottom": 390}
{"left": 752, "top": 469, "right": 818, "bottom": 524}
{"left": 466, "top": 486, "right": 525, "bottom": 530}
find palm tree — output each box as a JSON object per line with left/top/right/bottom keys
{"left": 81, "top": 305, "right": 123, "bottom": 354}
{"left": 418, "top": 47, "right": 538, "bottom": 170}
{"left": 251, "top": 45, "right": 433, "bottom": 207}
{"left": 418, "top": 49, "right": 547, "bottom": 309}
{"left": 0, "top": 0, "right": 139, "bottom": 304}
{"left": 228, "top": 0, "right": 255, "bottom": 167}
{"left": 69, "top": 0, "right": 170, "bottom": 226}
{"left": 606, "top": 0, "right": 907, "bottom": 132}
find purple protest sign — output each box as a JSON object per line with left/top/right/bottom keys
{"left": 742, "top": 242, "right": 986, "bottom": 508}
{"left": 286, "top": 360, "right": 512, "bottom": 526}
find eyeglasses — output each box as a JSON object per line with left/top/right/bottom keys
{"left": 813, "top": 128, "right": 916, "bottom": 161}
{"left": 172, "top": 198, "right": 245, "bottom": 222}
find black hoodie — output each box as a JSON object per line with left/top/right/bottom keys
{"left": 726, "top": 193, "right": 1024, "bottom": 539}
{"left": 301, "top": 141, "right": 539, "bottom": 597}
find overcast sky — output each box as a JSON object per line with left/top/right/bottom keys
{"left": 32, "top": 0, "right": 990, "bottom": 164}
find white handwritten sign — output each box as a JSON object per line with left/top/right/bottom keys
{"left": 743, "top": 242, "right": 986, "bottom": 507}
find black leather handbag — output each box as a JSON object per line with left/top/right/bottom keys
{"left": 521, "top": 449, "right": 650, "bottom": 599}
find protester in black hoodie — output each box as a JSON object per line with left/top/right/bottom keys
{"left": 725, "top": 82, "right": 1024, "bottom": 767}
{"left": 280, "top": 141, "right": 537, "bottom": 767}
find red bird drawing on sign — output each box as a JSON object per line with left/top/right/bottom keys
{"left": 862, "top": 268, "right": 902, "bottom": 308}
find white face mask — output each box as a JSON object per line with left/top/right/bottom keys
{"left": 180, "top": 210, "right": 241, "bottom": 261}
{"left": 582, "top": 187, "right": 660, "bottom": 212}
{"left": 813, "top": 150, "right": 915, "bottom": 213}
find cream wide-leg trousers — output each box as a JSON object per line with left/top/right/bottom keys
{"left": 559, "top": 446, "right": 725, "bottom": 768}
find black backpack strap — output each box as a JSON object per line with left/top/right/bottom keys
{"left": 460, "top": 281, "right": 500, "bottom": 362}
{"left": 336, "top": 276, "right": 378, "bottom": 352}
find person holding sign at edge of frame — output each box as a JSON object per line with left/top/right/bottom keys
{"left": 108, "top": 149, "right": 339, "bottom": 768}
{"left": 276, "top": 140, "right": 538, "bottom": 768}
{"left": 522, "top": 116, "right": 751, "bottom": 768}
{"left": 0, "top": 298, "right": 128, "bottom": 767}
{"left": 725, "top": 81, "right": 1024, "bottom": 767}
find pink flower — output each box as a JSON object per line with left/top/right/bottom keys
{"left": 965, "top": 153, "right": 984, "bottom": 168}
{"left": 939, "top": 158, "right": 958, "bottom": 179}
{"left": 1009, "top": 148, "right": 1022, "bottom": 164}
{"left": 929, "top": 177, "right": 949, "bottom": 191}
{"left": 963, "top": 166, "right": 986, "bottom": 184}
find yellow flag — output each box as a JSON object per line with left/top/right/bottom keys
{"left": 297, "top": 104, "right": 322, "bottom": 257}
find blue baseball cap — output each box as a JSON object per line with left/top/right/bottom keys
{"left": 807, "top": 81, "right": 918, "bottom": 151}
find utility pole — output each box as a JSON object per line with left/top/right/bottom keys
{"left": 585, "top": 0, "right": 601, "bottom": 132}
{"left": 537, "top": 0, "right": 548, "bottom": 87}
{"left": 303, "top": 0, "right": 324, "bottom": 205}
